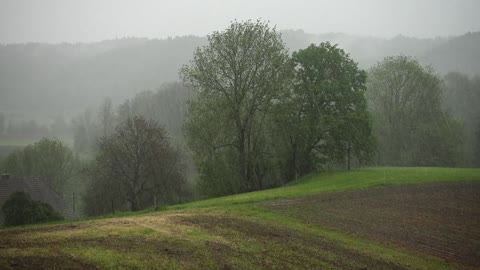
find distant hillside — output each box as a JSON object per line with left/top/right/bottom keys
{"left": 0, "top": 36, "right": 206, "bottom": 122}
{"left": 281, "top": 30, "right": 449, "bottom": 69}
{"left": 0, "top": 31, "right": 479, "bottom": 122}
{"left": 422, "top": 32, "right": 480, "bottom": 75}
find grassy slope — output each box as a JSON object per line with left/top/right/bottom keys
{"left": 171, "top": 167, "right": 480, "bottom": 209}
{"left": 1, "top": 167, "right": 479, "bottom": 270}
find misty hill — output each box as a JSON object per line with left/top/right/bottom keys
{"left": 422, "top": 32, "right": 480, "bottom": 75}
{"left": 0, "top": 31, "right": 479, "bottom": 123}
{"left": 0, "top": 36, "right": 207, "bottom": 122}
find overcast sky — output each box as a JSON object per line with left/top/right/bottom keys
{"left": 1, "top": 0, "right": 479, "bottom": 44}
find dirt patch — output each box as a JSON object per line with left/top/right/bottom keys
{"left": 0, "top": 214, "right": 198, "bottom": 269}
{"left": 266, "top": 180, "right": 480, "bottom": 269}
{"left": 3, "top": 254, "right": 97, "bottom": 270}
{"left": 173, "top": 214, "right": 408, "bottom": 270}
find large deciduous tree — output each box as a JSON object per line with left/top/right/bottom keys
{"left": 181, "top": 20, "right": 291, "bottom": 195}
{"left": 273, "top": 43, "right": 374, "bottom": 180}
{"left": 367, "top": 56, "right": 463, "bottom": 166}
{"left": 86, "top": 116, "right": 184, "bottom": 213}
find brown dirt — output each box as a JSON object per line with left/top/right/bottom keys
{"left": 172, "top": 214, "right": 408, "bottom": 270}
{"left": 0, "top": 254, "right": 97, "bottom": 270}
{"left": 0, "top": 210, "right": 410, "bottom": 269}
{"left": 266, "top": 180, "right": 480, "bottom": 269}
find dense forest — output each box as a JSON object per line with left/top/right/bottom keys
{"left": 1, "top": 22, "right": 479, "bottom": 216}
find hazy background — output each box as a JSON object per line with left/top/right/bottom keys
{"left": 1, "top": 0, "right": 480, "bottom": 43}
{"left": 0, "top": 0, "right": 479, "bottom": 149}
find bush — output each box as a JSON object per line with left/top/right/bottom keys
{"left": 1, "top": 192, "right": 63, "bottom": 226}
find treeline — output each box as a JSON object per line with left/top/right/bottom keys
{"left": 73, "top": 20, "right": 478, "bottom": 210}
{"left": 72, "top": 82, "right": 193, "bottom": 154}
{"left": 443, "top": 72, "right": 480, "bottom": 167}
{"left": 0, "top": 113, "right": 71, "bottom": 140}
{"left": 181, "top": 22, "right": 376, "bottom": 196}
{"left": 178, "top": 20, "right": 466, "bottom": 197}
{"left": 70, "top": 82, "right": 195, "bottom": 215}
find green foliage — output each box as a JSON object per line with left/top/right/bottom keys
{"left": 181, "top": 20, "right": 292, "bottom": 196}
{"left": 367, "top": 56, "right": 463, "bottom": 166}
{"left": 273, "top": 43, "right": 374, "bottom": 181}
{"left": 182, "top": 22, "right": 376, "bottom": 197}
{"left": 3, "top": 138, "right": 80, "bottom": 192}
{"left": 443, "top": 72, "right": 480, "bottom": 167}
{"left": 1, "top": 191, "right": 63, "bottom": 226}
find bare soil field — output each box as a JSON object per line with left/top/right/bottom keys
{"left": 172, "top": 214, "right": 407, "bottom": 270}
{"left": 0, "top": 211, "right": 409, "bottom": 269}
{"left": 266, "top": 180, "right": 480, "bottom": 269}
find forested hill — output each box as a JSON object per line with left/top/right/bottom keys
{"left": 0, "top": 31, "right": 479, "bottom": 121}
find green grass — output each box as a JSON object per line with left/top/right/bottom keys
{"left": 1, "top": 167, "right": 479, "bottom": 269}
{"left": 169, "top": 167, "right": 480, "bottom": 210}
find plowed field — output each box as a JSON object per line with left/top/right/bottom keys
{"left": 267, "top": 181, "right": 480, "bottom": 269}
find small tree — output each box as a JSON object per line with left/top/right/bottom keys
{"left": 87, "top": 116, "right": 184, "bottom": 213}
{"left": 4, "top": 138, "right": 79, "bottom": 193}
{"left": 2, "top": 192, "right": 63, "bottom": 226}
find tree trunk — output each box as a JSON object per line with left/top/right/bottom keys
{"left": 130, "top": 193, "right": 142, "bottom": 211}
{"left": 238, "top": 129, "right": 247, "bottom": 189}
{"left": 347, "top": 141, "right": 351, "bottom": 171}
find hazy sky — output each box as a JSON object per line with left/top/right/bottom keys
{"left": 1, "top": 0, "right": 479, "bottom": 43}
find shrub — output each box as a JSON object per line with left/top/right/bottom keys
{"left": 1, "top": 191, "right": 63, "bottom": 226}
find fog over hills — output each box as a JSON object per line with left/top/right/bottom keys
{"left": 0, "top": 31, "right": 479, "bottom": 123}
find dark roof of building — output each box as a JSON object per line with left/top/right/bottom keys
{"left": 0, "top": 175, "right": 76, "bottom": 223}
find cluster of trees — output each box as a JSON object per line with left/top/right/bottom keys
{"left": 443, "top": 72, "right": 480, "bottom": 167}
{"left": 181, "top": 20, "right": 374, "bottom": 196}
{"left": 0, "top": 138, "right": 85, "bottom": 217}
{"left": 182, "top": 20, "right": 470, "bottom": 197}
{"left": 0, "top": 113, "right": 72, "bottom": 141}
{"left": 72, "top": 82, "right": 193, "bottom": 154}
{"left": 2, "top": 138, "right": 80, "bottom": 193}
{"left": 1, "top": 117, "right": 188, "bottom": 217}
{"left": 71, "top": 84, "right": 194, "bottom": 215}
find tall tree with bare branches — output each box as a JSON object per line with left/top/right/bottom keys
{"left": 87, "top": 116, "right": 184, "bottom": 212}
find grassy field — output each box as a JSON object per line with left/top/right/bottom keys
{"left": 0, "top": 167, "right": 479, "bottom": 269}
